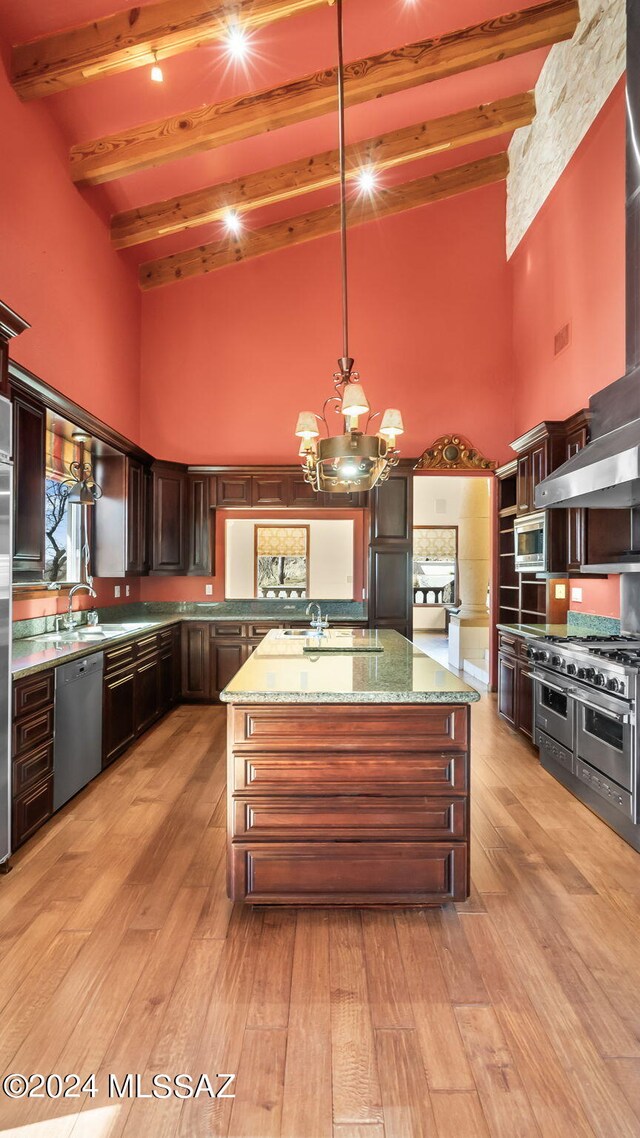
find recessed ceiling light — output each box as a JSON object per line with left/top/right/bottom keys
{"left": 224, "top": 24, "right": 250, "bottom": 60}
{"left": 355, "top": 167, "right": 378, "bottom": 195}
{"left": 223, "top": 210, "right": 243, "bottom": 235}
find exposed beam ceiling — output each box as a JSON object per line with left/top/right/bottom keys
{"left": 11, "top": 0, "right": 326, "bottom": 101}
{"left": 139, "top": 151, "right": 509, "bottom": 289}
{"left": 70, "top": 0, "right": 578, "bottom": 186}
{"left": 112, "top": 91, "right": 534, "bottom": 249}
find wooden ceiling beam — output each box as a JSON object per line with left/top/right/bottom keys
{"left": 71, "top": 0, "right": 578, "bottom": 186}
{"left": 139, "top": 151, "right": 509, "bottom": 289}
{"left": 112, "top": 91, "right": 534, "bottom": 249}
{"left": 11, "top": 0, "right": 326, "bottom": 101}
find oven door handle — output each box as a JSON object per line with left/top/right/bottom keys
{"left": 570, "top": 693, "right": 634, "bottom": 724}
{"left": 524, "top": 671, "right": 570, "bottom": 695}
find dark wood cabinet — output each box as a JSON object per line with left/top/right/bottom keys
{"left": 217, "top": 475, "right": 252, "bottom": 507}
{"left": 186, "top": 473, "right": 213, "bottom": 575}
{"left": 564, "top": 413, "right": 590, "bottom": 573}
{"left": 159, "top": 629, "right": 180, "bottom": 711}
{"left": 151, "top": 462, "right": 187, "bottom": 573}
{"left": 12, "top": 391, "right": 46, "bottom": 580}
{"left": 103, "top": 665, "right": 137, "bottom": 767}
{"left": 289, "top": 476, "right": 318, "bottom": 507}
{"left": 181, "top": 622, "right": 212, "bottom": 701}
{"left": 251, "top": 475, "right": 289, "bottom": 507}
{"left": 136, "top": 654, "right": 161, "bottom": 734}
{"left": 369, "top": 470, "right": 413, "bottom": 638}
{"left": 212, "top": 639, "right": 247, "bottom": 699}
{"left": 497, "top": 634, "right": 533, "bottom": 740}
{"left": 11, "top": 672, "right": 55, "bottom": 848}
{"left": 94, "top": 455, "right": 150, "bottom": 578}
{"left": 0, "top": 301, "right": 30, "bottom": 399}
{"left": 497, "top": 653, "right": 517, "bottom": 726}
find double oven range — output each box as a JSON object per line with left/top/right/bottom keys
{"left": 525, "top": 635, "right": 640, "bottom": 851}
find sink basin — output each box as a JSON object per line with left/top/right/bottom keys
{"left": 277, "top": 628, "right": 314, "bottom": 638}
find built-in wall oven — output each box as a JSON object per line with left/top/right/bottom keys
{"left": 514, "top": 512, "right": 547, "bottom": 573}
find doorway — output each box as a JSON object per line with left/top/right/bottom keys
{"left": 412, "top": 473, "right": 492, "bottom": 684}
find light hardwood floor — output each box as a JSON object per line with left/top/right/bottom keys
{"left": 1, "top": 696, "right": 640, "bottom": 1137}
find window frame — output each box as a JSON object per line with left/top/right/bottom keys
{"left": 253, "top": 523, "right": 310, "bottom": 599}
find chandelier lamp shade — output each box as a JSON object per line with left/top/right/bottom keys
{"left": 294, "top": 0, "right": 405, "bottom": 494}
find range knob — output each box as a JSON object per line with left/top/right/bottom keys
{"left": 607, "top": 677, "right": 621, "bottom": 693}
{"left": 551, "top": 655, "right": 563, "bottom": 667}
{"left": 535, "top": 650, "right": 549, "bottom": 663}
{"left": 566, "top": 663, "right": 577, "bottom": 676}
{"left": 593, "top": 672, "right": 605, "bottom": 686}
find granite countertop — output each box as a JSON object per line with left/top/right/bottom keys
{"left": 11, "top": 602, "right": 368, "bottom": 679}
{"left": 496, "top": 621, "right": 619, "bottom": 640}
{"left": 220, "top": 628, "right": 480, "bottom": 704}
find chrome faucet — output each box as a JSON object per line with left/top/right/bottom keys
{"left": 64, "top": 582, "right": 97, "bottom": 631}
{"left": 306, "top": 602, "right": 329, "bottom": 637}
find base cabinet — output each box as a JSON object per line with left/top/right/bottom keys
{"left": 103, "top": 666, "right": 136, "bottom": 767}
{"left": 103, "top": 625, "right": 180, "bottom": 768}
{"left": 11, "top": 672, "right": 55, "bottom": 850}
{"left": 497, "top": 633, "right": 534, "bottom": 742}
{"left": 227, "top": 703, "right": 470, "bottom": 905}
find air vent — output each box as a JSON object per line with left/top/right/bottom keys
{"left": 554, "top": 323, "right": 571, "bottom": 356}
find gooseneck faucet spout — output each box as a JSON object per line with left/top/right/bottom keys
{"left": 65, "top": 582, "right": 97, "bottom": 631}
{"left": 306, "top": 602, "right": 329, "bottom": 637}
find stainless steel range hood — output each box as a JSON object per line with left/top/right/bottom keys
{"left": 535, "top": 369, "right": 640, "bottom": 510}
{"left": 536, "top": 0, "right": 640, "bottom": 515}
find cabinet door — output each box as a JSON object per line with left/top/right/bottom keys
{"left": 251, "top": 475, "right": 288, "bottom": 507}
{"left": 136, "top": 654, "right": 161, "bottom": 734}
{"left": 216, "top": 475, "right": 251, "bottom": 507}
{"left": 159, "top": 648, "right": 174, "bottom": 713}
{"left": 186, "top": 473, "right": 212, "bottom": 575}
{"left": 530, "top": 442, "right": 548, "bottom": 506}
{"left": 516, "top": 454, "right": 531, "bottom": 515}
{"left": 12, "top": 391, "right": 46, "bottom": 579}
{"left": 12, "top": 775, "right": 53, "bottom": 850}
{"left": 369, "top": 548, "right": 411, "bottom": 636}
{"left": 126, "top": 459, "right": 149, "bottom": 575}
{"left": 181, "top": 623, "right": 211, "bottom": 701}
{"left": 151, "top": 463, "right": 187, "bottom": 573}
{"left": 103, "top": 666, "right": 136, "bottom": 767}
{"left": 212, "top": 641, "right": 246, "bottom": 698}
{"left": 565, "top": 426, "right": 588, "bottom": 572}
{"left": 516, "top": 661, "right": 533, "bottom": 740}
{"left": 497, "top": 653, "right": 517, "bottom": 726}
{"left": 372, "top": 477, "right": 410, "bottom": 541}
{"left": 289, "top": 476, "right": 318, "bottom": 508}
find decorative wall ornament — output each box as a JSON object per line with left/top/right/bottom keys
{"left": 415, "top": 435, "right": 497, "bottom": 472}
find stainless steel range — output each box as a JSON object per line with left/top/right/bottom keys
{"left": 525, "top": 636, "right": 640, "bottom": 852}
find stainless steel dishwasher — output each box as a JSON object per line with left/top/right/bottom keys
{"left": 54, "top": 652, "right": 104, "bottom": 810}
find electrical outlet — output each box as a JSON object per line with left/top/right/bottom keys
{"left": 125, "top": 585, "right": 130, "bottom": 597}
{"left": 571, "top": 586, "right": 583, "bottom": 603}
{"left": 114, "top": 585, "right": 121, "bottom": 598}
{"left": 554, "top": 583, "right": 567, "bottom": 600}
{"left": 205, "top": 584, "right": 213, "bottom": 596}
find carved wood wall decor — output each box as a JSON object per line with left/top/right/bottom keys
{"left": 415, "top": 435, "right": 497, "bottom": 471}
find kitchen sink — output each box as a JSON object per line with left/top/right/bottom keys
{"left": 277, "top": 628, "right": 315, "bottom": 638}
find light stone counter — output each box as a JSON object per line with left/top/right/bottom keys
{"left": 220, "top": 628, "right": 480, "bottom": 704}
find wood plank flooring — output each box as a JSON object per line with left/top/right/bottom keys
{"left": 1, "top": 695, "right": 639, "bottom": 1137}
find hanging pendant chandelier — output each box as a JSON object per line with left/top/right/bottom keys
{"left": 295, "top": 0, "right": 404, "bottom": 493}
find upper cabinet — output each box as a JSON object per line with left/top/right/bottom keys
{"left": 94, "top": 455, "right": 150, "bottom": 578}
{"left": 186, "top": 473, "right": 214, "bottom": 576}
{"left": 564, "top": 411, "right": 590, "bottom": 573}
{"left": 212, "top": 468, "right": 367, "bottom": 510}
{"left": 12, "top": 391, "right": 46, "bottom": 580}
{"left": 151, "top": 462, "right": 188, "bottom": 574}
{"left": 513, "top": 423, "right": 567, "bottom": 517}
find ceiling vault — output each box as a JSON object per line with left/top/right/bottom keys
{"left": 139, "top": 151, "right": 509, "bottom": 289}
{"left": 111, "top": 92, "right": 535, "bottom": 249}
{"left": 69, "top": 0, "right": 578, "bottom": 186}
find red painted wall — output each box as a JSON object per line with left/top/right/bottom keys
{"left": 140, "top": 182, "right": 514, "bottom": 467}
{"left": 511, "top": 78, "right": 626, "bottom": 435}
{"left": 13, "top": 579, "right": 141, "bottom": 623}
{"left": 0, "top": 44, "right": 141, "bottom": 444}
{"left": 510, "top": 79, "right": 626, "bottom": 620}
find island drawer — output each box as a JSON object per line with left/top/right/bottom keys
{"left": 232, "top": 752, "right": 468, "bottom": 795}
{"left": 231, "top": 705, "right": 469, "bottom": 752}
{"left": 231, "top": 796, "right": 467, "bottom": 840}
{"left": 13, "top": 672, "right": 54, "bottom": 720}
{"left": 12, "top": 706, "right": 54, "bottom": 758}
{"left": 228, "top": 840, "right": 468, "bottom": 904}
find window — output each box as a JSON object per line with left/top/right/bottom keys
{"left": 44, "top": 423, "right": 84, "bottom": 584}
{"left": 413, "top": 526, "right": 458, "bottom": 606}
{"left": 255, "top": 525, "right": 309, "bottom": 599}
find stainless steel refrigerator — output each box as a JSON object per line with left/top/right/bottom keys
{"left": 0, "top": 396, "right": 12, "bottom": 868}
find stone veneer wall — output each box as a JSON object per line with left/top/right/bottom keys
{"left": 507, "top": 0, "right": 626, "bottom": 258}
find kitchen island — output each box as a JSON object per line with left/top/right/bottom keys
{"left": 221, "top": 628, "right": 479, "bottom": 906}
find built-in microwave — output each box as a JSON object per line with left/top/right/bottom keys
{"left": 514, "top": 511, "right": 547, "bottom": 573}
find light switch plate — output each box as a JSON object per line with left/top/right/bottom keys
{"left": 571, "top": 586, "right": 583, "bottom": 602}
{"left": 114, "top": 585, "right": 121, "bottom": 598}
{"left": 205, "top": 584, "right": 213, "bottom": 596}
{"left": 125, "top": 585, "right": 130, "bottom": 597}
